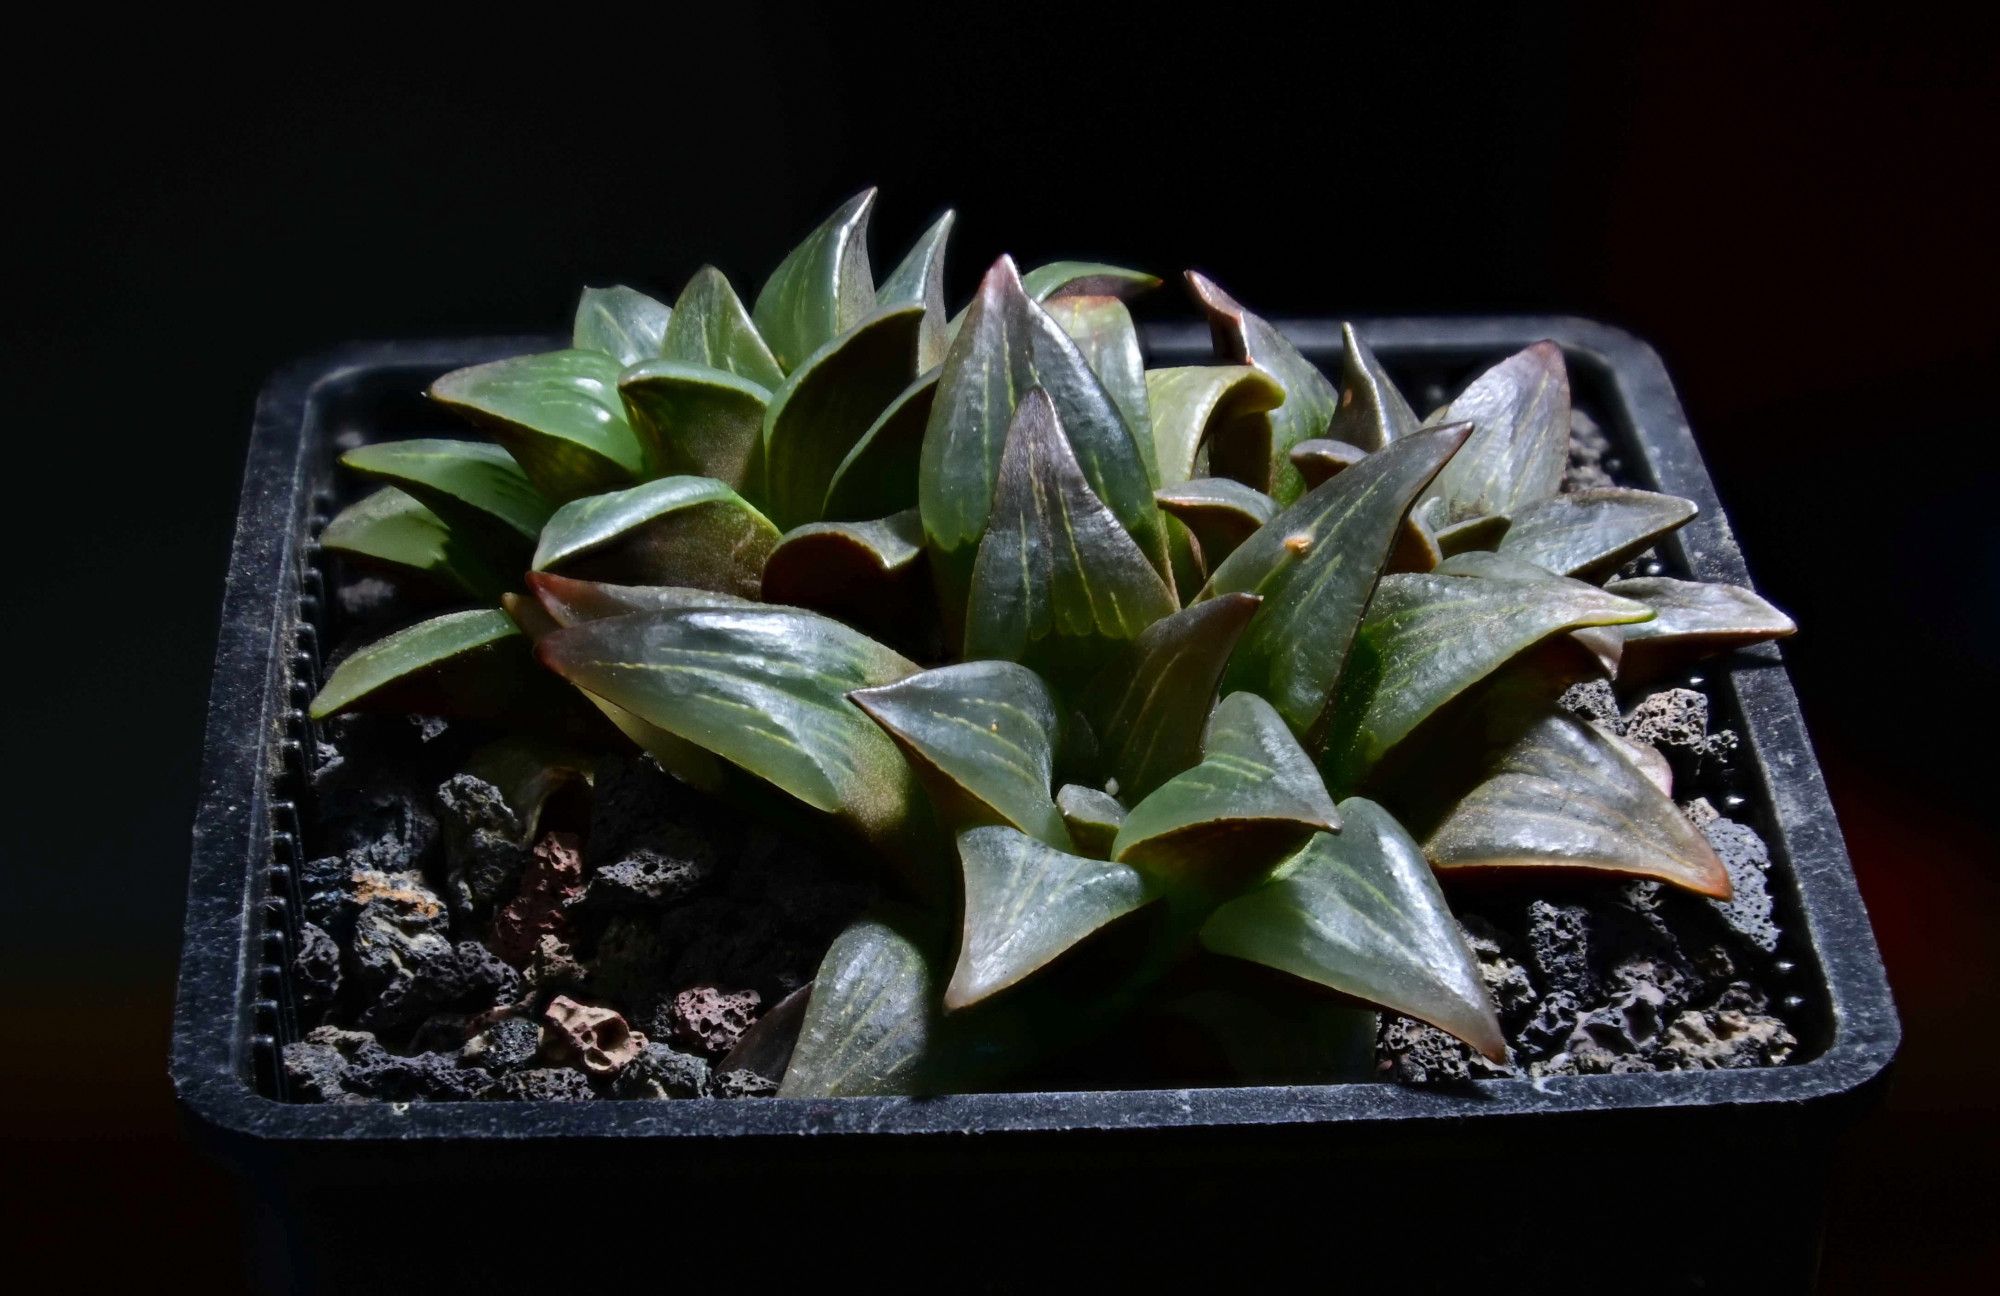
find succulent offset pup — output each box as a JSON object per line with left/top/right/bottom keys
{"left": 311, "top": 189, "right": 1796, "bottom": 1097}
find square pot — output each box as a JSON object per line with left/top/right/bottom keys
{"left": 174, "top": 318, "right": 1897, "bottom": 1291}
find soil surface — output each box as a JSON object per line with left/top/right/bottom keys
{"left": 284, "top": 409, "right": 1803, "bottom": 1102}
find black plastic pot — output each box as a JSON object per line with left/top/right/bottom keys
{"left": 174, "top": 318, "right": 1897, "bottom": 1293}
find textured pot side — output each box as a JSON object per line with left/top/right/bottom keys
{"left": 174, "top": 318, "right": 1899, "bottom": 1288}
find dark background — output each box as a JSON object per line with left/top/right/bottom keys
{"left": 8, "top": 5, "right": 1995, "bottom": 1288}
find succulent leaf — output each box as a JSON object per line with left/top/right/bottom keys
{"left": 1111, "top": 692, "right": 1341, "bottom": 883}
{"left": 1606, "top": 576, "right": 1797, "bottom": 679}
{"left": 1145, "top": 365, "right": 1286, "bottom": 494}
{"left": 321, "top": 487, "right": 510, "bottom": 600}
{"left": 1204, "top": 425, "right": 1471, "bottom": 740}
{"left": 661, "top": 266, "right": 786, "bottom": 388}
{"left": 339, "top": 439, "right": 554, "bottom": 549}
{"left": 1326, "top": 322, "right": 1422, "bottom": 452}
{"left": 617, "top": 360, "right": 771, "bottom": 492}
{"left": 1083, "top": 593, "right": 1262, "bottom": 802}
{"left": 524, "top": 571, "right": 759, "bottom": 625}
{"left": 752, "top": 189, "right": 877, "bottom": 372}
{"left": 1424, "top": 709, "right": 1730, "bottom": 897}
{"left": 1020, "top": 261, "right": 1162, "bottom": 302}
{"left": 780, "top": 910, "right": 942, "bottom": 1097}
{"left": 876, "top": 210, "right": 956, "bottom": 371}
{"left": 531, "top": 476, "right": 778, "bottom": 595}
{"left": 1496, "top": 487, "right": 1698, "bottom": 579}
{"left": 947, "top": 825, "right": 1159, "bottom": 1009}
{"left": 1153, "top": 478, "right": 1277, "bottom": 569}
{"left": 1057, "top": 784, "right": 1127, "bottom": 857}
{"left": 1045, "top": 295, "right": 1157, "bottom": 485}
{"left": 1416, "top": 341, "right": 1570, "bottom": 527}
{"left": 762, "top": 304, "right": 925, "bottom": 530}
{"left": 1432, "top": 513, "right": 1512, "bottom": 556}
{"left": 1199, "top": 798, "right": 1506, "bottom": 1059}
{"left": 1320, "top": 570, "right": 1654, "bottom": 791}
{"left": 572, "top": 285, "right": 672, "bottom": 366}
{"left": 821, "top": 368, "right": 939, "bottom": 522}
{"left": 921, "top": 256, "right": 1171, "bottom": 620}
{"left": 308, "top": 608, "right": 581, "bottom": 732}
{"left": 851, "top": 661, "right": 1070, "bottom": 847}
{"left": 1287, "top": 438, "right": 1368, "bottom": 490}
{"left": 963, "top": 388, "right": 1177, "bottom": 674}
{"left": 1185, "top": 272, "right": 1338, "bottom": 505}
{"left": 428, "top": 350, "right": 646, "bottom": 503}
{"left": 760, "top": 510, "right": 932, "bottom": 653}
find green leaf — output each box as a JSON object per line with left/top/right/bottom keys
{"left": 1111, "top": 692, "right": 1341, "bottom": 884}
{"left": 762, "top": 304, "right": 925, "bottom": 530}
{"left": 1433, "top": 512, "right": 1512, "bottom": 556}
{"left": 760, "top": 510, "right": 934, "bottom": 655}
{"left": 1605, "top": 577, "right": 1796, "bottom": 679}
{"left": 525, "top": 570, "right": 760, "bottom": 626}
{"left": 1320, "top": 570, "right": 1654, "bottom": 791}
{"left": 536, "top": 603, "right": 933, "bottom": 863}
{"left": 947, "top": 825, "right": 1159, "bottom": 1009}
{"left": 1437, "top": 551, "right": 1627, "bottom": 673}
{"left": 752, "top": 188, "right": 877, "bottom": 372}
{"left": 1057, "top": 784, "right": 1127, "bottom": 857}
{"left": 1287, "top": 438, "right": 1367, "bottom": 490}
{"left": 821, "top": 369, "right": 938, "bottom": 522}
{"left": 1424, "top": 709, "right": 1731, "bottom": 897}
{"left": 963, "top": 388, "right": 1177, "bottom": 674}
{"left": 1144, "top": 365, "right": 1286, "bottom": 492}
{"left": 1203, "top": 425, "right": 1471, "bottom": 739}
{"left": 1185, "top": 272, "right": 1338, "bottom": 504}
{"left": 320, "top": 487, "right": 509, "bottom": 600}
{"left": 661, "top": 266, "right": 786, "bottom": 388}
{"left": 308, "top": 609, "right": 567, "bottom": 726}
{"left": 1153, "top": 478, "right": 1277, "bottom": 570}
{"left": 572, "top": 285, "right": 672, "bottom": 365}
{"left": 1020, "top": 261, "right": 1162, "bottom": 302}
{"left": 531, "top": 476, "right": 778, "bottom": 595}
{"left": 1416, "top": 341, "right": 1570, "bottom": 527}
{"left": 1495, "top": 487, "right": 1699, "bottom": 579}
{"left": 921, "top": 256, "right": 1172, "bottom": 619}
{"left": 1200, "top": 798, "right": 1505, "bottom": 1059}
{"left": 781, "top": 911, "right": 942, "bottom": 1097}
{"left": 1045, "top": 295, "right": 1157, "bottom": 485}
{"left": 1326, "top": 322, "right": 1422, "bottom": 452}
{"left": 1083, "top": 594, "right": 1262, "bottom": 803}
{"left": 876, "top": 210, "right": 955, "bottom": 371}
{"left": 340, "top": 439, "right": 554, "bottom": 549}
{"left": 428, "top": 349, "right": 646, "bottom": 503}
{"left": 851, "top": 661, "right": 1069, "bottom": 847}
{"left": 617, "top": 360, "right": 771, "bottom": 492}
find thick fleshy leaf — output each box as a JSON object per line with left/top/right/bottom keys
{"left": 525, "top": 571, "right": 758, "bottom": 626}
{"left": 851, "top": 661, "right": 1068, "bottom": 847}
{"left": 1203, "top": 425, "right": 1471, "bottom": 739}
{"left": 1425, "top": 710, "right": 1730, "bottom": 897}
{"left": 752, "top": 189, "right": 877, "bottom": 372}
{"left": 537, "top": 605, "right": 932, "bottom": 862}
{"left": 1164, "top": 980, "right": 1379, "bottom": 1084}
{"left": 428, "top": 350, "right": 646, "bottom": 503}
{"left": 1417, "top": 341, "right": 1570, "bottom": 527}
{"left": 1435, "top": 549, "right": 1563, "bottom": 582}
{"left": 947, "top": 826, "right": 1158, "bottom": 1009}
{"left": 1046, "top": 295, "right": 1156, "bottom": 485}
{"left": 1154, "top": 478, "right": 1277, "bottom": 569}
{"left": 320, "top": 487, "right": 509, "bottom": 600}
{"left": 963, "top": 388, "right": 1177, "bottom": 673}
{"left": 762, "top": 304, "right": 924, "bottom": 530}
{"left": 1320, "top": 570, "right": 1654, "bottom": 790}
{"left": 531, "top": 476, "right": 778, "bottom": 595}
{"left": 661, "top": 266, "right": 785, "bottom": 388}
{"left": 1083, "top": 594, "right": 1261, "bottom": 802}
{"left": 1433, "top": 513, "right": 1512, "bottom": 556}
{"left": 1288, "top": 438, "right": 1368, "bottom": 490}
{"left": 1111, "top": 692, "right": 1341, "bottom": 883}
{"left": 1020, "top": 261, "right": 1161, "bottom": 303}
{"left": 340, "top": 439, "right": 553, "bottom": 548}
{"left": 1200, "top": 798, "right": 1506, "bottom": 1059}
{"left": 760, "top": 511, "right": 934, "bottom": 656}
{"left": 921, "top": 257, "right": 1171, "bottom": 617}
{"left": 573, "top": 285, "right": 672, "bottom": 365}
{"left": 1606, "top": 577, "right": 1797, "bottom": 679}
{"left": 1057, "top": 784, "right": 1127, "bottom": 857}
{"left": 1145, "top": 365, "right": 1286, "bottom": 493}
{"left": 1327, "top": 322, "right": 1422, "bottom": 451}
{"left": 617, "top": 360, "right": 771, "bottom": 492}
{"left": 308, "top": 609, "right": 574, "bottom": 728}
{"left": 821, "top": 369, "right": 938, "bottom": 522}
{"left": 876, "top": 210, "right": 955, "bottom": 371}
{"left": 780, "top": 911, "right": 941, "bottom": 1097}
{"left": 1185, "top": 272, "right": 1338, "bottom": 505}
{"left": 1497, "top": 488, "right": 1698, "bottom": 579}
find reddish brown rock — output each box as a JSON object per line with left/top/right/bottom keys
{"left": 670, "top": 986, "right": 762, "bottom": 1057}
{"left": 540, "top": 995, "right": 647, "bottom": 1075}
{"left": 492, "top": 832, "right": 583, "bottom": 966}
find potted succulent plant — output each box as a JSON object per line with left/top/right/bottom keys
{"left": 174, "top": 189, "right": 1895, "bottom": 1286}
